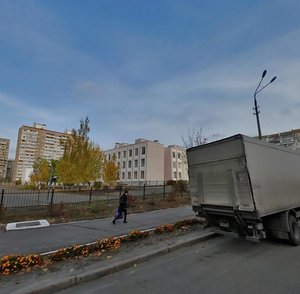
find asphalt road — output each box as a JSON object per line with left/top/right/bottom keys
{"left": 57, "top": 236, "right": 300, "bottom": 294}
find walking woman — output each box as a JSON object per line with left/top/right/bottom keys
{"left": 112, "top": 190, "right": 128, "bottom": 224}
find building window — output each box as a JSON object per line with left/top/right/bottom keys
{"left": 118, "top": 152, "right": 121, "bottom": 159}
{"left": 122, "top": 172, "right": 125, "bottom": 180}
{"left": 178, "top": 152, "right": 181, "bottom": 159}
{"left": 134, "top": 171, "right": 138, "bottom": 179}
{"left": 135, "top": 148, "right": 138, "bottom": 156}
{"left": 123, "top": 150, "right": 126, "bottom": 158}
{"left": 141, "top": 170, "right": 145, "bottom": 179}
{"left": 129, "top": 149, "right": 132, "bottom": 157}
{"left": 141, "top": 158, "right": 145, "bottom": 167}
{"left": 174, "top": 172, "right": 177, "bottom": 179}
{"left": 141, "top": 146, "right": 146, "bottom": 155}
{"left": 108, "top": 154, "right": 111, "bottom": 160}
{"left": 128, "top": 172, "right": 131, "bottom": 179}
{"left": 122, "top": 161, "right": 126, "bottom": 169}
{"left": 134, "top": 160, "right": 138, "bottom": 168}
{"left": 179, "top": 172, "right": 182, "bottom": 179}
{"left": 128, "top": 160, "right": 132, "bottom": 168}
{"left": 173, "top": 152, "right": 176, "bottom": 158}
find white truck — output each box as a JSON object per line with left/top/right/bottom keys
{"left": 187, "top": 134, "right": 300, "bottom": 245}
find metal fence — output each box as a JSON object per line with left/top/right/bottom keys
{"left": 0, "top": 183, "right": 188, "bottom": 216}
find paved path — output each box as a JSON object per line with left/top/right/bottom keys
{"left": 0, "top": 206, "right": 195, "bottom": 257}
{"left": 0, "top": 206, "right": 217, "bottom": 294}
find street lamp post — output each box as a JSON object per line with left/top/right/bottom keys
{"left": 253, "top": 70, "right": 277, "bottom": 140}
{"left": 47, "top": 161, "right": 54, "bottom": 203}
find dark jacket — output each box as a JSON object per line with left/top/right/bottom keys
{"left": 119, "top": 193, "right": 128, "bottom": 208}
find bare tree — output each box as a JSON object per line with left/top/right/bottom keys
{"left": 181, "top": 128, "right": 220, "bottom": 148}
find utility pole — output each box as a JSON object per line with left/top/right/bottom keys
{"left": 253, "top": 70, "right": 277, "bottom": 140}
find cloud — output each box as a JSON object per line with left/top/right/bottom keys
{"left": 2, "top": 0, "right": 300, "bottom": 155}
{"left": 0, "top": 92, "right": 63, "bottom": 122}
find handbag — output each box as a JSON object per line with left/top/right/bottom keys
{"left": 115, "top": 208, "right": 123, "bottom": 219}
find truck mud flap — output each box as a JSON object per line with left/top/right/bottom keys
{"left": 233, "top": 207, "right": 252, "bottom": 236}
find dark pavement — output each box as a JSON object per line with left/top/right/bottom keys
{"left": 0, "top": 206, "right": 195, "bottom": 257}
{"left": 0, "top": 206, "right": 217, "bottom": 294}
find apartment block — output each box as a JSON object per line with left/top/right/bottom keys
{"left": 13, "top": 123, "right": 70, "bottom": 183}
{"left": 6, "top": 160, "right": 14, "bottom": 181}
{"left": 262, "top": 129, "right": 300, "bottom": 150}
{"left": 104, "top": 139, "right": 165, "bottom": 185}
{"left": 0, "top": 138, "right": 10, "bottom": 179}
{"left": 164, "top": 145, "right": 188, "bottom": 182}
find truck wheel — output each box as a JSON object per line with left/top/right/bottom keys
{"left": 289, "top": 215, "right": 300, "bottom": 246}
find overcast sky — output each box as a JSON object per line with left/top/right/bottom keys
{"left": 1, "top": 0, "right": 300, "bottom": 159}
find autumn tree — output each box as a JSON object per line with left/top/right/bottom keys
{"left": 57, "top": 117, "right": 104, "bottom": 185}
{"left": 30, "top": 158, "right": 50, "bottom": 185}
{"left": 103, "top": 154, "right": 119, "bottom": 187}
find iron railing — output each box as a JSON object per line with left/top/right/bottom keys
{"left": 0, "top": 183, "right": 189, "bottom": 216}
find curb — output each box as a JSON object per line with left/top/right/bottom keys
{"left": 18, "top": 231, "right": 217, "bottom": 294}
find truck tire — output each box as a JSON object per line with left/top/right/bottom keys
{"left": 289, "top": 215, "right": 300, "bottom": 246}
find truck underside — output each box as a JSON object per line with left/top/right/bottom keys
{"left": 193, "top": 204, "right": 266, "bottom": 242}
{"left": 194, "top": 204, "right": 300, "bottom": 245}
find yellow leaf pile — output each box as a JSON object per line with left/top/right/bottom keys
{"left": 0, "top": 254, "right": 43, "bottom": 276}
{"left": 0, "top": 218, "right": 201, "bottom": 276}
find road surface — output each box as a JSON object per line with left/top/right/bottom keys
{"left": 57, "top": 236, "right": 300, "bottom": 294}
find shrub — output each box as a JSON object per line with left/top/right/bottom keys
{"left": 125, "top": 230, "right": 150, "bottom": 241}
{"left": 93, "top": 181, "right": 103, "bottom": 189}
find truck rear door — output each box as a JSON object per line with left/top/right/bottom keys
{"left": 190, "top": 157, "right": 255, "bottom": 212}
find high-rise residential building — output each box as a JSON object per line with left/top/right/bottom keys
{"left": 164, "top": 145, "right": 188, "bottom": 182}
{"left": 13, "top": 123, "right": 70, "bottom": 183}
{"left": 0, "top": 138, "right": 10, "bottom": 180}
{"left": 104, "top": 139, "right": 165, "bottom": 185}
{"left": 262, "top": 129, "right": 300, "bottom": 150}
{"left": 6, "top": 160, "right": 14, "bottom": 182}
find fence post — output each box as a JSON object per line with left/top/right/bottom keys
{"left": 163, "top": 182, "right": 166, "bottom": 198}
{"left": 181, "top": 181, "right": 183, "bottom": 197}
{"left": 37, "top": 186, "right": 40, "bottom": 204}
{"left": 89, "top": 187, "right": 92, "bottom": 204}
{"left": 143, "top": 183, "right": 146, "bottom": 201}
{"left": 50, "top": 188, "right": 55, "bottom": 205}
{"left": 0, "top": 189, "right": 4, "bottom": 210}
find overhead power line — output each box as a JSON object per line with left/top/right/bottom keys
{"left": 260, "top": 109, "right": 290, "bottom": 133}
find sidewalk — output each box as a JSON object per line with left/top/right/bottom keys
{"left": 0, "top": 206, "right": 197, "bottom": 257}
{"left": 0, "top": 207, "right": 215, "bottom": 294}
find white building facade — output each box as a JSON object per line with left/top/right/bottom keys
{"left": 164, "top": 145, "right": 188, "bottom": 182}
{"left": 104, "top": 139, "right": 189, "bottom": 185}
{"left": 104, "top": 139, "right": 165, "bottom": 185}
